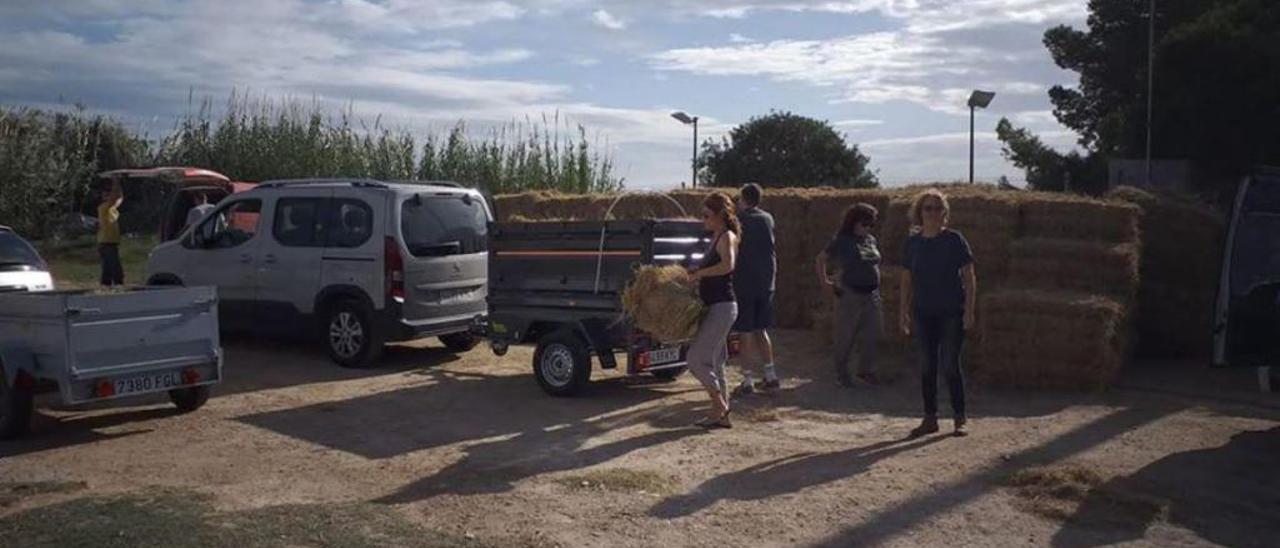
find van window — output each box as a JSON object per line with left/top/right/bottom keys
{"left": 400, "top": 195, "right": 488, "bottom": 257}
{"left": 193, "top": 199, "right": 261, "bottom": 249}
{"left": 274, "top": 198, "right": 325, "bottom": 247}
{"left": 326, "top": 199, "right": 374, "bottom": 248}
{"left": 0, "top": 232, "right": 43, "bottom": 269}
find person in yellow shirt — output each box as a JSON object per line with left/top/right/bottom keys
{"left": 97, "top": 177, "right": 124, "bottom": 286}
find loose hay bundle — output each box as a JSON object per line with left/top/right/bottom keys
{"left": 622, "top": 265, "right": 705, "bottom": 343}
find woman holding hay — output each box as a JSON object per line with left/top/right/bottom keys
{"left": 686, "top": 192, "right": 740, "bottom": 429}
{"left": 901, "top": 189, "right": 977, "bottom": 438}
{"left": 816, "top": 203, "right": 883, "bottom": 388}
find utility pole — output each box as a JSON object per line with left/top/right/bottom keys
{"left": 1145, "top": 0, "right": 1156, "bottom": 187}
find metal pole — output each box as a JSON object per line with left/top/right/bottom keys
{"left": 1145, "top": 0, "right": 1155, "bottom": 186}
{"left": 969, "top": 105, "right": 975, "bottom": 184}
{"left": 692, "top": 117, "right": 699, "bottom": 189}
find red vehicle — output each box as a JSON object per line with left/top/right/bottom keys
{"left": 98, "top": 167, "right": 257, "bottom": 241}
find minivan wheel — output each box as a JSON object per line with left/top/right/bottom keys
{"left": 325, "top": 300, "right": 384, "bottom": 369}
{"left": 532, "top": 331, "right": 591, "bottom": 397}
{"left": 0, "top": 378, "right": 34, "bottom": 440}
{"left": 439, "top": 332, "right": 479, "bottom": 353}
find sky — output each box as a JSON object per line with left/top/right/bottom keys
{"left": 0, "top": 0, "right": 1090, "bottom": 188}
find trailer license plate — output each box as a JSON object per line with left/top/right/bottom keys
{"left": 114, "top": 372, "right": 185, "bottom": 396}
{"left": 647, "top": 347, "right": 681, "bottom": 365}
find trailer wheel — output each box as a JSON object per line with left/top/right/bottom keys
{"left": 439, "top": 333, "right": 479, "bottom": 353}
{"left": 0, "top": 379, "right": 34, "bottom": 440}
{"left": 650, "top": 366, "right": 686, "bottom": 381}
{"left": 324, "top": 300, "right": 384, "bottom": 369}
{"left": 168, "top": 385, "right": 210, "bottom": 412}
{"left": 533, "top": 331, "right": 592, "bottom": 397}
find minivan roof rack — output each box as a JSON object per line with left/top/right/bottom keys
{"left": 389, "top": 179, "right": 467, "bottom": 189}
{"left": 257, "top": 179, "right": 389, "bottom": 189}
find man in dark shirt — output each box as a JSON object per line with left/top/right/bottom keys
{"left": 732, "top": 183, "right": 780, "bottom": 395}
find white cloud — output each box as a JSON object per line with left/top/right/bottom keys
{"left": 834, "top": 119, "right": 884, "bottom": 128}
{"left": 729, "top": 33, "right": 754, "bottom": 43}
{"left": 591, "top": 9, "right": 627, "bottom": 30}
{"left": 861, "top": 129, "right": 1079, "bottom": 185}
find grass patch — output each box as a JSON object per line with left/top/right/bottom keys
{"left": 557, "top": 468, "right": 677, "bottom": 495}
{"left": 34, "top": 235, "right": 156, "bottom": 290}
{"left": 0, "top": 487, "right": 530, "bottom": 548}
{"left": 1005, "top": 465, "right": 1170, "bottom": 526}
{"left": 0, "top": 481, "right": 88, "bottom": 507}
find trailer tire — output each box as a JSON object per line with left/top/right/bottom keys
{"left": 324, "top": 299, "right": 384, "bottom": 369}
{"left": 650, "top": 366, "right": 686, "bottom": 381}
{"left": 0, "top": 379, "right": 34, "bottom": 440}
{"left": 439, "top": 333, "right": 479, "bottom": 353}
{"left": 533, "top": 331, "right": 592, "bottom": 397}
{"left": 169, "top": 386, "right": 210, "bottom": 412}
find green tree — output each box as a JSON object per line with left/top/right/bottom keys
{"left": 1000, "top": 0, "right": 1280, "bottom": 193}
{"left": 996, "top": 118, "right": 1108, "bottom": 194}
{"left": 699, "top": 111, "right": 877, "bottom": 188}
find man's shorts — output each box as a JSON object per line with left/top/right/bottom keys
{"left": 734, "top": 289, "right": 775, "bottom": 332}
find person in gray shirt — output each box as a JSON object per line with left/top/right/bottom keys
{"left": 816, "top": 203, "right": 883, "bottom": 388}
{"left": 731, "top": 183, "right": 780, "bottom": 396}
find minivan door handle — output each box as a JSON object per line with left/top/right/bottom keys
{"left": 263, "top": 254, "right": 278, "bottom": 264}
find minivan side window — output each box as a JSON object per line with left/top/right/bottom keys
{"left": 400, "top": 195, "right": 488, "bottom": 257}
{"left": 325, "top": 199, "right": 374, "bottom": 248}
{"left": 191, "top": 199, "right": 261, "bottom": 249}
{"left": 274, "top": 198, "right": 326, "bottom": 247}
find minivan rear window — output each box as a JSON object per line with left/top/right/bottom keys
{"left": 0, "top": 232, "right": 43, "bottom": 269}
{"left": 400, "top": 194, "right": 488, "bottom": 257}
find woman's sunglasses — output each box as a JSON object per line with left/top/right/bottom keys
{"left": 922, "top": 204, "right": 944, "bottom": 213}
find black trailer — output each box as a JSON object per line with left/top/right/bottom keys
{"left": 486, "top": 219, "right": 738, "bottom": 396}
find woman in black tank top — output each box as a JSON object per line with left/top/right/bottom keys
{"left": 687, "top": 193, "right": 740, "bottom": 429}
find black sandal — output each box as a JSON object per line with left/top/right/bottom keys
{"left": 697, "top": 411, "right": 732, "bottom": 429}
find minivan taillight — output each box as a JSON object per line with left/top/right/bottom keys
{"left": 384, "top": 236, "right": 405, "bottom": 302}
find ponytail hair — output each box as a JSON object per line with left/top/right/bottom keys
{"left": 704, "top": 192, "right": 741, "bottom": 235}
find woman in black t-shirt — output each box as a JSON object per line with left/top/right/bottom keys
{"left": 900, "top": 189, "right": 977, "bottom": 438}
{"left": 687, "top": 192, "right": 740, "bottom": 429}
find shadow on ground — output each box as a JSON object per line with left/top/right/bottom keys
{"left": 1050, "top": 426, "right": 1280, "bottom": 548}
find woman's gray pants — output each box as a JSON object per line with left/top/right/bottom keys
{"left": 688, "top": 302, "right": 738, "bottom": 395}
{"left": 833, "top": 289, "right": 881, "bottom": 381}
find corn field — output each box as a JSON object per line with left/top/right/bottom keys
{"left": 0, "top": 95, "right": 623, "bottom": 238}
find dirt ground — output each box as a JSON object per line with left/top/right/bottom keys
{"left": 2, "top": 330, "right": 1278, "bottom": 547}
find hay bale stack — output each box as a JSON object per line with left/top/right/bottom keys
{"left": 946, "top": 194, "right": 1022, "bottom": 284}
{"left": 877, "top": 199, "right": 914, "bottom": 266}
{"left": 1021, "top": 198, "right": 1140, "bottom": 243}
{"left": 1106, "top": 186, "right": 1224, "bottom": 357}
{"left": 1007, "top": 239, "right": 1140, "bottom": 300}
{"left": 977, "top": 290, "right": 1129, "bottom": 389}
{"left": 764, "top": 191, "right": 816, "bottom": 328}
{"left": 622, "top": 265, "right": 704, "bottom": 343}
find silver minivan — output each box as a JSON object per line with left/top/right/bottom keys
{"left": 1214, "top": 167, "right": 1280, "bottom": 390}
{"left": 146, "top": 179, "right": 490, "bottom": 368}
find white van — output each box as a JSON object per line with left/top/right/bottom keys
{"left": 1214, "top": 167, "right": 1280, "bottom": 390}
{"left": 146, "top": 179, "right": 490, "bottom": 368}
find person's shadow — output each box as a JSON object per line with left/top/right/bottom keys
{"left": 649, "top": 434, "right": 947, "bottom": 519}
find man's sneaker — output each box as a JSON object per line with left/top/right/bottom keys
{"left": 757, "top": 379, "right": 782, "bottom": 392}
{"left": 730, "top": 381, "right": 757, "bottom": 398}
{"left": 855, "top": 372, "right": 880, "bottom": 386}
{"left": 908, "top": 416, "right": 940, "bottom": 438}
{"left": 954, "top": 417, "right": 969, "bottom": 437}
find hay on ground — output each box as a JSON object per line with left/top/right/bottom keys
{"left": 621, "top": 265, "right": 705, "bottom": 343}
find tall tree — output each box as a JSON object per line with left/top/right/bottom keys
{"left": 699, "top": 111, "right": 877, "bottom": 188}
{"left": 1000, "top": 0, "right": 1279, "bottom": 193}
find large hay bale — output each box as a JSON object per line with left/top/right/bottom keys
{"left": 1007, "top": 239, "right": 1140, "bottom": 300}
{"left": 977, "top": 290, "right": 1129, "bottom": 389}
{"left": 878, "top": 199, "right": 913, "bottom": 266}
{"left": 622, "top": 265, "right": 704, "bottom": 343}
{"left": 1021, "top": 199, "right": 1140, "bottom": 243}
{"left": 1106, "top": 186, "right": 1224, "bottom": 357}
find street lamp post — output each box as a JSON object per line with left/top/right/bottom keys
{"left": 1145, "top": 0, "right": 1156, "bottom": 187}
{"left": 672, "top": 111, "right": 699, "bottom": 188}
{"left": 967, "top": 90, "right": 996, "bottom": 184}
